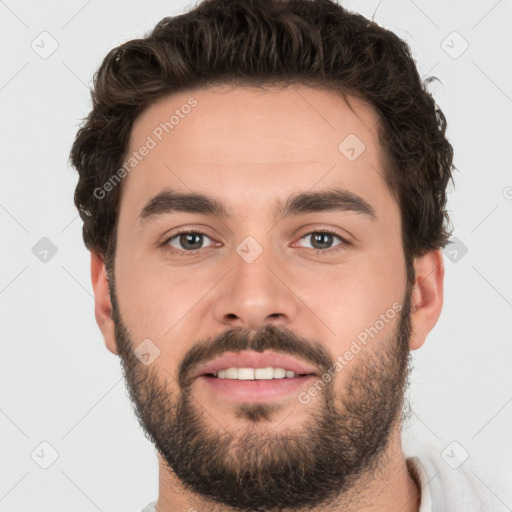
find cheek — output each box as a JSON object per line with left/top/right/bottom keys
{"left": 308, "top": 256, "right": 405, "bottom": 353}
{"left": 114, "top": 250, "right": 221, "bottom": 365}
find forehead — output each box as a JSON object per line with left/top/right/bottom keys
{"left": 120, "top": 85, "right": 392, "bottom": 218}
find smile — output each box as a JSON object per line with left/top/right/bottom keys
{"left": 211, "top": 367, "right": 307, "bottom": 380}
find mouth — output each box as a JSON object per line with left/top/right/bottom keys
{"left": 206, "top": 367, "right": 313, "bottom": 380}
{"left": 192, "top": 351, "right": 319, "bottom": 403}
{"left": 192, "top": 350, "right": 319, "bottom": 380}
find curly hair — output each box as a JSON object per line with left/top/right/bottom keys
{"left": 70, "top": 0, "right": 454, "bottom": 284}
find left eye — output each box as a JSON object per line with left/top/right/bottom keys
{"left": 297, "top": 231, "right": 344, "bottom": 251}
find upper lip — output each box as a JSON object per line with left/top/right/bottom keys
{"left": 192, "top": 350, "right": 318, "bottom": 378}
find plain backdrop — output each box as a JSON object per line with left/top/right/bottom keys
{"left": 1, "top": 0, "right": 511, "bottom": 510}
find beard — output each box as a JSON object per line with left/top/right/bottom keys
{"left": 110, "top": 281, "right": 413, "bottom": 512}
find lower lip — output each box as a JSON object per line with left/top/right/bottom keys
{"left": 196, "top": 375, "right": 317, "bottom": 403}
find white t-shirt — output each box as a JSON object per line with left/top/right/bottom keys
{"left": 407, "top": 446, "right": 492, "bottom": 512}
{"left": 141, "top": 441, "right": 508, "bottom": 511}
{"left": 404, "top": 439, "right": 509, "bottom": 512}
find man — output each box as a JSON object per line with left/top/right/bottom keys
{"left": 69, "top": 0, "right": 496, "bottom": 510}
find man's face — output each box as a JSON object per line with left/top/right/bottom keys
{"left": 109, "top": 85, "right": 413, "bottom": 509}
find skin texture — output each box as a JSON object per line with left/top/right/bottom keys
{"left": 90, "top": 85, "right": 444, "bottom": 511}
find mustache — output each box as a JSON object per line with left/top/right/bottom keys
{"left": 178, "top": 324, "right": 334, "bottom": 389}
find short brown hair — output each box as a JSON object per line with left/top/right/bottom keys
{"left": 70, "top": 0, "right": 454, "bottom": 283}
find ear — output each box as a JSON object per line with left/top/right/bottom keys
{"left": 90, "top": 251, "right": 118, "bottom": 355}
{"left": 409, "top": 249, "right": 444, "bottom": 351}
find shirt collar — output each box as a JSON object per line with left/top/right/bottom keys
{"left": 407, "top": 455, "right": 434, "bottom": 512}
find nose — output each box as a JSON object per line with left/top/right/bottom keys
{"left": 212, "top": 242, "right": 300, "bottom": 331}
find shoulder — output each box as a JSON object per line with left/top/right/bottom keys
{"left": 404, "top": 439, "right": 510, "bottom": 512}
{"left": 140, "top": 501, "right": 157, "bottom": 512}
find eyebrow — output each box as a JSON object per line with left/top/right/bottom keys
{"left": 138, "top": 187, "right": 376, "bottom": 224}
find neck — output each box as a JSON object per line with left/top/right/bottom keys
{"left": 154, "top": 430, "right": 421, "bottom": 512}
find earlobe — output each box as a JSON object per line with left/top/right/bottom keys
{"left": 90, "top": 251, "right": 118, "bottom": 355}
{"left": 409, "top": 249, "right": 445, "bottom": 351}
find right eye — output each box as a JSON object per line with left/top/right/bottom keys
{"left": 163, "top": 230, "right": 218, "bottom": 255}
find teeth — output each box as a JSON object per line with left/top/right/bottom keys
{"left": 224, "top": 367, "right": 238, "bottom": 379}
{"left": 214, "top": 367, "right": 298, "bottom": 380}
{"left": 273, "top": 368, "right": 286, "bottom": 379}
{"left": 238, "top": 368, "right": 255, "bottom": 380}
{"left": 254, "top": 367, "right": 273, "bottom": 379}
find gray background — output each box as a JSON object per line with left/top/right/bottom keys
{"left": 0, "top": 0, "right": 511, "bottom": 510}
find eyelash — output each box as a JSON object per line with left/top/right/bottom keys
{"left": 161, "top": 228, "right": 350, "bottom": 257}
